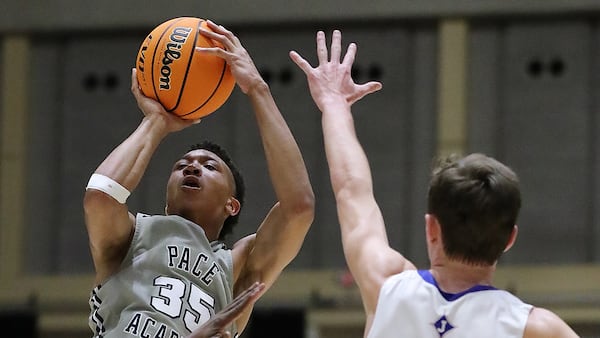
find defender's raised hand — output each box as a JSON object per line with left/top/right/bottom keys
{"left": 289, "top": 30, "right": 382, "bottom": 111}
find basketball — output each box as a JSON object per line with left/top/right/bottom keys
{"left": 135, "top": 17, "right": 235, "bottom": 119}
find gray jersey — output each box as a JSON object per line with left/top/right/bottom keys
{"left": 88, "top": 213, "right": 235, "bottom": 338}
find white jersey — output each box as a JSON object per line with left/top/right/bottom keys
{"left": 88, "top": 213, "right": 235, "bottom": 338}
{"left": 367, "top": 270, "right": 533, "bottom": 338}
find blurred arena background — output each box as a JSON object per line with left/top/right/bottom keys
{"left": 1, "top": 1, "right": 600, "bottom": 337}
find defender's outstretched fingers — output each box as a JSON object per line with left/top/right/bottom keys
{"left": 342, "top": 43, "right": 357, "bottom": 69}
{"left": 316, "top": 31, "right": 329, "bottom": 64}
{"left": 289, "top": 51, "right": 314, "bottom": 75}
{"left": 349, "top": 81, "right": 383, "bottom": 105}
{"left": 330, "top": 30, "right": 342, "bottom": 64}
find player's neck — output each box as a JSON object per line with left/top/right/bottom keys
{"left": 429, "top": 260, "right": 496, "bottom": 294}
{"left": 170, "top": 209, "right": 223, "bottom": 241}
{"left": 191, "top": 217, "right": 222, "bottom": 241}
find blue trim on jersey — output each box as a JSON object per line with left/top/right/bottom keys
{"left": 418, "top": 270, "right": 497, "bottom": 301}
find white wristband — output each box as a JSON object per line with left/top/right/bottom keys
{"left": 86, "top": 173, "right": 131, "bottom": 204}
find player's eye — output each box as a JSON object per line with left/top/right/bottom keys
{"left": 174, "top": 162, "right": 188, "bottom": 170}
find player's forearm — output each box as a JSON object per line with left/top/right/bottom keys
{"left": 248, "top": 82, "right": 314, "bottom": 208}
{"left": 321, "top": 103, "right": 373, "bottom": 197}
{"left": 94, "top": 116, "right": 169, "bottom": 191}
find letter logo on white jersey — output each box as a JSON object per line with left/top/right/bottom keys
{"left": 434, "top": 315, "right": 454, "bottom": 337}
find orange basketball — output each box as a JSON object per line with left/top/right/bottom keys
{"left": 135, "top": 17, "right": 235, "bottom": 119}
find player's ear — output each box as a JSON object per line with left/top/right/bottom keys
{"left": 226, "top": 196, "right": 240, "bottom": 216}
{"left": 503, "top": 225, "right": 518, "bottom": 252}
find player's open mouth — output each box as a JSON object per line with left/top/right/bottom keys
{"left": 182, "top": 176, "right": 200, "bottom": 189}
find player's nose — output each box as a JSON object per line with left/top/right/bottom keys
{"left": 183, "top": 164, "right": 201, "bottom": 176}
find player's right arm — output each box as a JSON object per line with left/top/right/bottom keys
{"left": 523, "top": 307, "right": 580, "bottom": 338}
{"left": 199, "top": 21, "right": 315, "bottom": 333}
{"left": 290, "top": 30, "right": 416, "bottom": 327}
{"left": 83, "top": 69, "right": 195, "bottom": 284}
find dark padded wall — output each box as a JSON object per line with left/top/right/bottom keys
{"left": 469, "top": 18, "right": 600, "bottom": 263}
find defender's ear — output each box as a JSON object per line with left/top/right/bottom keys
{"left": 503, "top": 225, "right": 518, "bottom": 253}
{"left": 425, "top": 214, "right": 441, "bottom": 243}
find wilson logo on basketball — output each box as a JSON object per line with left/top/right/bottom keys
{"left": 159, "top": 27, "right": 193, "bottom": 90}
{"left": 135, "top": 17, "right": 235, "bottom": 119}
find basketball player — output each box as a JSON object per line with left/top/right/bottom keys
{"left": 84, "top": 20, "right": 314, "bottom": 338}
{"left": 290, "top": 30, "right": 579, "bottom": 337}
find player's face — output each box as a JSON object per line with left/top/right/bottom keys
{"left": 165, "top": 149, "right": 236, "bottom": 214}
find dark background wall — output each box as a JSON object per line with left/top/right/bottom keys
{"left": 3, "top": 1, "right": 598, "bottom": 275}
{"left": 1, "top": 1, "right": 600, "bottom": 337}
